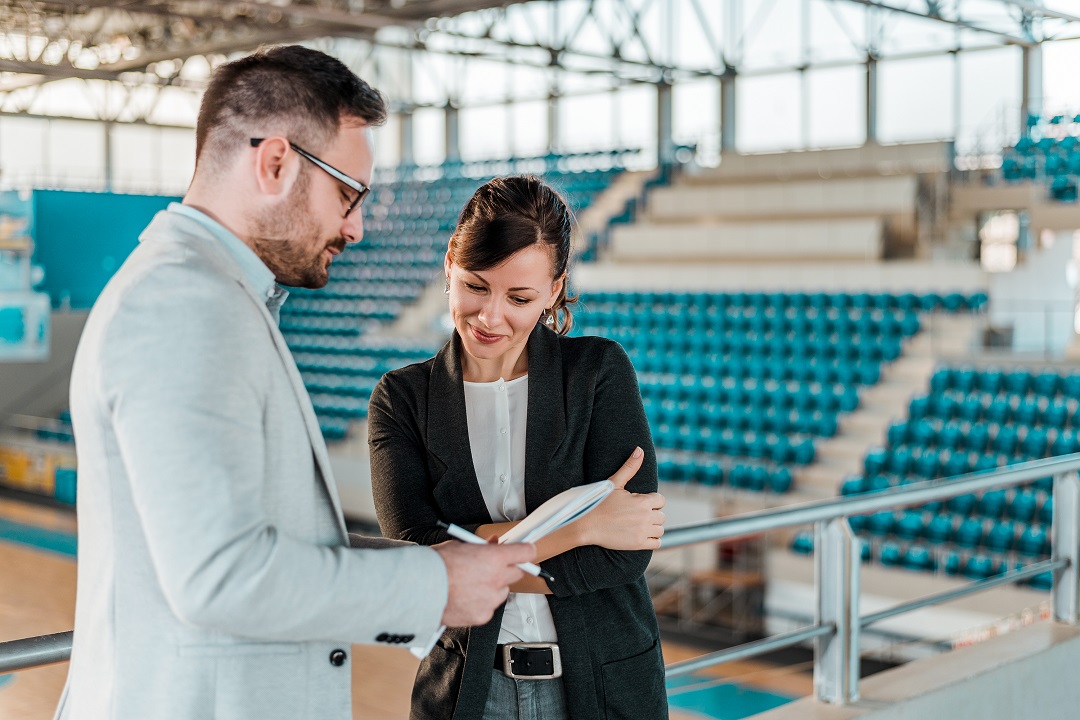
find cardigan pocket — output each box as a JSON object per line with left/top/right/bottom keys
{"left": 600, "top": 638, "right": 667, "bottom": 719}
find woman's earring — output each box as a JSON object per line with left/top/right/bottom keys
{"left": 544, "top": 308, "right": 555, "bottom": 326}
{"left": 444, "top": 276, "right": 450, "bottom": 295}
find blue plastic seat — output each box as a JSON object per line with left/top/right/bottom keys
{"left": 840, "top": 477, "right": 867, "bottom": 495}
{"left": 1033, "top": 370, "right": 1062, "bottom": 396}
{"left": 1017, "top": 525, "right": 1049, "bottom": 557}
{"left": 1004, "top": 369, "right": 1032, "bottom": 395}
{"left": 894, "top": 510, "right": 925, "bottom": 540}
{"left": 924, "top": 514, "right": 955, "bottom": 544}
{"left": 1007, "top": 490, "right": 1039, "bottom": 523}
{"left": 866, "top": 511, "right": 896, "bottom": 536}
{"left": 879, "top": 542, "right": 903, "bottom": 566}
{"left": 1021, "top": 427, "right": 1049, "bottom": 458}
{"left": 962, "top": 554, "right": 998, "bottom": 580}
{"left": 769, "top": 467, "right": 793, "bottom": 493}
{"left": 887, "top": 422, "right": 909, "bottom": 447}
{"left": 977, "top": 489, "right": 1007, "bottom": 518}
{"left": 915, "top": 449, "right": 940, "bottom": 478}
{"left": 1051, "top": 430, "right": 1078, "bottom": 456}
{"left": 985, "top": 521, "right": 1016, "bottom": 553}
{"left": 954, "top": 517, "right": 984, "bottom": 547}
{"left": 902, "top": 545, "right": 937, "bottom": 572}
{"left": 1039, "top": 495, "right": 1054, "bottom": 524}
{"left": 791, "top": 531, "right": 814, "bottom": 555}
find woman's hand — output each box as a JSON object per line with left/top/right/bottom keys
{"left": 575, "top": 447, "right": 666, "bottom": 550}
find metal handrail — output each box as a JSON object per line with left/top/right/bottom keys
{"left": 2, "top": 453, "right": 1080, "bottom": 707}
{"left": 661, "top": 452, "right": 1080, "bottom": 549}
{"left": 0, "top": 631, "right": 72, "bottom": 674}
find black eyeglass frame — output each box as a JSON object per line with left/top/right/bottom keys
{"left": 250, "top": 137, "right": 370, "bottom": 217}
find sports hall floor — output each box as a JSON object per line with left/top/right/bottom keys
{"left": 0, "top": 495, "right": 811, "bottom": 719}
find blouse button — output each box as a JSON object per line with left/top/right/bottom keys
{"left": 499, "top": 474, "right": 507, "bottom": 483}
{"left": 500, "top": 428, "right": 507, "bottom": 435}
{"left": 526, "top": 616, "right": 534, "bottom": 624}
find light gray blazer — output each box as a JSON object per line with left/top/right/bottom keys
{"left": 56, "top": 209, "right": 448, "bottom": 720}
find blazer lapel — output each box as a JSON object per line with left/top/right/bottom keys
{"left": 142, "top": 212, "right": 348, "bottom": 540}
{"left": 426, "top": 334, "right": 491, "bottom": 521}
{"left": 523, "top": 324, "right": 568, "bottom": 512}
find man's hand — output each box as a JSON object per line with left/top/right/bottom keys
{"left": 433, "top": 541, "right": 536, "bottom": 627}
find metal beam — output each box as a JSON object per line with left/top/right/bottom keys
{"left": 836, "top": 0, "right": 1034, "bottom": 44}
{"left": 994, "top": 0, "right": 1080, "bottom": 24}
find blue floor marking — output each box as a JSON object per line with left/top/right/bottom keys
{"left": 0, "top": 518, "right": 77, "bottom": 557}
{"left": 667, "top": 674, "right": 797, "bottom": 719}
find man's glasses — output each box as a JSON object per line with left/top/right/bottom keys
{"left": 250, "top": 138, "right": 370, "bottom": 217}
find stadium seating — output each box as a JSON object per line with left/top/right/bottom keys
{"left": 574, "top": 291, "right": 987, "bottom": 495}
{"left": 999, "top": 118, "right": 1080, "bottom": 201}
{"left": 831, "top": 364, "right": 1080, "bottom": 590}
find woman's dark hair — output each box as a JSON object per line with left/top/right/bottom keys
{"left": 448, "top": 175, "right": 578, "bottom": 335}
{"left": 195, "top": 45, "right": 386, "bottom": 172}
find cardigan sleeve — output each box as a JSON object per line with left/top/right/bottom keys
{"left": 368, "top": 375, "right": 454, "bottom": 547}
{"left": 541, "top": 341, "right": 659, "bottom": 598}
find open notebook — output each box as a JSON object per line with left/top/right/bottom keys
{"left": 410, "top": 479, "right": 615, "bottom": 659}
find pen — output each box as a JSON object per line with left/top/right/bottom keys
{"left": 436, "top": 520, "right": 556, "bottom": 584}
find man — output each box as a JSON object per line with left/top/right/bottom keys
{"left": 56, "top": 45, "right": 534, "bottom": 720}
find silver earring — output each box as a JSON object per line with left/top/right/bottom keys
{"left": 544, "top": 308, "right": 555, "bottom": 326}
{"left": 444, "top": 276, "right": 450, "bottom": 294}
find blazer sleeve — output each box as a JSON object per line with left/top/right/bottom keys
{"left": 100, "top": 267, "right": 447, "bottom": 643}
{"left": 541, "top": 341, "right": 659, "bottom": 598}
{"left": 368, "top": 375, "right": 454, "bottom": 546}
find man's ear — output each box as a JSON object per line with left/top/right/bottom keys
{"left": 252, "top": 136, "right": 296, "bottom": 197}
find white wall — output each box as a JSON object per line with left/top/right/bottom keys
{"left": 649, "top": 175, "right": 918, "bottom": 220}
{"left": 610, "top": 218, "right": 883, "bottom": 261}
{"left": 575, "top": 261, "right": 987, "bottom": 293}
{"left": 691, "top": 141, "right": 952, "bottom": 181}
{"left": 989, "top": 232, "right": 1078, "bottom": 356}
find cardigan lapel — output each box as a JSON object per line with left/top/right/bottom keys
{"left": 141, "top": 211, "right": 348, "bottom": 540}
{"left": 523, "top": 324, "right": 568, "bottom": 513}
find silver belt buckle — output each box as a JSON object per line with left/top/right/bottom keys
{"left": 501, "top": 642, "right": 562, "bottom": 680}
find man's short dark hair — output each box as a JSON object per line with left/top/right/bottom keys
{"left": 195, "top": 45, "right": 386, "bottom": 171}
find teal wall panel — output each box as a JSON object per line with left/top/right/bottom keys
{"left": 32, "top": 190, "right": 179, "bottom": 309}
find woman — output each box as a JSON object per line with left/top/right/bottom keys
{"left": 369, "top": 175, "right": 668, "bottom": 720}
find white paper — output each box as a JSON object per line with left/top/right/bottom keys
{"left": 498, "top": 480, "right": 615, "bottom": 544}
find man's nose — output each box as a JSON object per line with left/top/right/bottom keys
{"left": 342, "top": 210, "right": 364, "bottom": 244}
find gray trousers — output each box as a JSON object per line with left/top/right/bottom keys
{"left": 482, "top": 669, "right": 569, "bottom": 720}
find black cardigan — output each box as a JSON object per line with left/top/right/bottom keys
{"left": 369, "top": 323, "right": 667, "bottom": 720}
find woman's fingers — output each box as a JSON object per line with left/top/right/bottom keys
{"left": 608, "top": 447, "right": 644, "bottom": 489}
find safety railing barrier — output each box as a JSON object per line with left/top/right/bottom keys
{"left": 3, "top": 453, "right": 1080, "bottom": 706}
{"left": 659, "top": 452, "right": 1080, "bottom": 704}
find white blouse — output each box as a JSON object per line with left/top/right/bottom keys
{"left": 462, "top": 374, "right": 558, "bottom": 644}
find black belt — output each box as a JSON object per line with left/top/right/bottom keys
{"left": 494, "top": 642, "right": 563, "bottom": 679}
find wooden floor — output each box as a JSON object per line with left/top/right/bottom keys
{"left": 0, "top": 498, "right": 810, "bottom": 719}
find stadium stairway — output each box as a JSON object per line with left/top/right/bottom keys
{"left": 799, "top": 313, "right": 981, "bottom": 498}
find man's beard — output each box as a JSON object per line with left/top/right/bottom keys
{"left": 249, "top": 174, "right": 345, "bottom": 289}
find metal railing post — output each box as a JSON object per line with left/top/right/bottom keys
{"left": 814, "top": 517, "right": 861, "bottom": 704}
{"left": 1052, "top": 471, "right": 1080, "bottom": 624}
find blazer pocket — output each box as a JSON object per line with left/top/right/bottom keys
{"left": 600, "top": 639, "right": 667, "bottom": 720}
{"left": 177, "top": 641, "right": 302, "bottom": 657}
